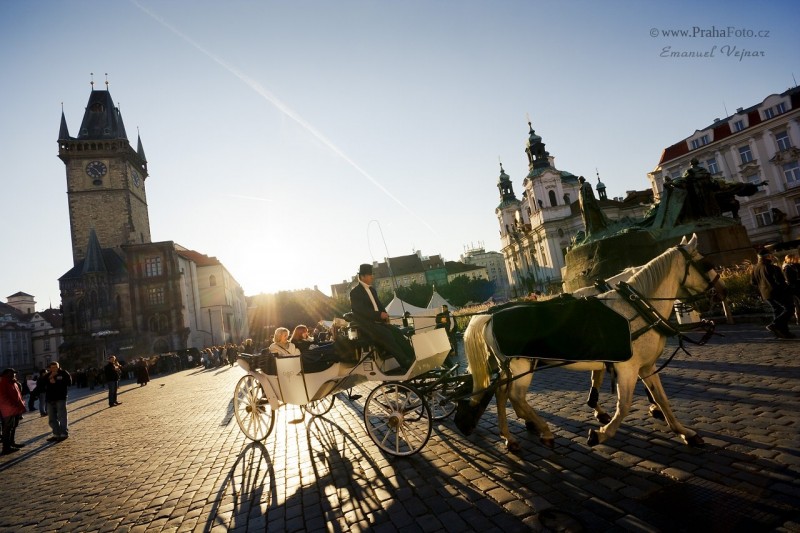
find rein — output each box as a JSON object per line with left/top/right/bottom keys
{"left": 614, "top": 279, "right": 717, "bottom": 378}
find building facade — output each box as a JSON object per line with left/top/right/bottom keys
{"left": 57, "top": 87, "right": 247, "bottom": 367}
{"left": 0, "top": 294, "right": 63, "bottom": 372}
{"left": 330, "top": 252, "right": 489, "bottom": 301}
{"left": 461, "top": 246, "right": 511, "bottom": 299}
{"left": 497, "top": 124, "right": 653, "bottom": 297}
{"left": 648, "top": 86, "right": 800, "bottom": 247}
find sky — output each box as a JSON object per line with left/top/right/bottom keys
{"left": 1, "top": 0, "right": 798, "bottom": 310}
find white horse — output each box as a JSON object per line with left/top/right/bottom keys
{"left": 571, "top": 266, "right": 665, "bottom": 425}
{"left": 463, "top": 235, "right": 725, "bottom": 451}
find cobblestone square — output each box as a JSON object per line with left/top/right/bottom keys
{"left": 1, "top": 324, "right": 798, "bottom": 532}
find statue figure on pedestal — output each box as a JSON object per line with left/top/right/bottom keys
{"left": 578, "top": 176, "right": 608, "bottom": 235}
{"left": 665, "top": 158, "right": 767, "bottom": 223}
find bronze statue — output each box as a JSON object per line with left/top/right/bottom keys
{"left": 665, "top": 158, "right": 766, "bottom": 222}
{"left": 578, "top": 176, "right": 608, "bottom": 235}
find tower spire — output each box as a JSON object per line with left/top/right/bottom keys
{"left": 58, "top": 103, "right": 70, "bottom": 140}
{"left": 525, "top": 119, "right": 550, "bottom": 171}
{"left": 595, "top": 168, "right": 607, "bottom": 200}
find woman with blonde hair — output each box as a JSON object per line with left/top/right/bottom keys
{"left": 269, "top": 327, "right": 300, "bottom": 356}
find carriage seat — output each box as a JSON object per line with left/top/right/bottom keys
{"left": 239, "top": 352, "right": 277, "bottom": 375}
{"left": 301, "top": 338, "right": 361, "bottom": 373}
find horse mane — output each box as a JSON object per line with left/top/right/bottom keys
{"left": 625, "top": 246, "right": 681, "bottom": 293}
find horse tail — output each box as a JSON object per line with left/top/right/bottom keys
{"left": 464, "top": 314, "right": 493, "bottom": 395}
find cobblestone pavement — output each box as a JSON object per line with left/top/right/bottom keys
{"left": 1, "top": 324, "right": 798, "bottom": 532}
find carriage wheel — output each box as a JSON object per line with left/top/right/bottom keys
{"left": 426, "top": 384, "right": 457, "bottom": 420}
{"left": 364, "top": 383, "right": 432, "bottom": 456}
{"left": 304, "top": 394, "right": 335, "bottom": 417}
{"left": 233, "top": 375, "right": 275, "bottom": 441}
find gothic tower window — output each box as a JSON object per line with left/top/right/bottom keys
{"left": 549, "top": 190, "right": 557, "bottom": 207}
{"left": 145, "top": 257, "right": 162, "bottom": 277}
{"left": 148, "top": 313, "right": 169, "bottom": 334}
{"left": 89, "top": 290, "right": 99, "bottom": 318}
{"left": 148, "top": 287, "right": 165, "bottom": 305}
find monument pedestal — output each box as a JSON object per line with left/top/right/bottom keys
{"left": 563, "top": 222, "right": 753, "bottom": 292}
{"left": 693, "top": 224, "right": 753, "bottom": 268}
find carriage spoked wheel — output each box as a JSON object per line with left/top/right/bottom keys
{"left": 425, "top": 384, "right": 457, "bottom": 420}
{"left": 364, "top": 383, "right": 432, "bottom": 456}
{"left": 233, "top": 375, "right": 275, "bottom": 441}
{"left": 303, "top": 395, "right": 335, "bottom": 417}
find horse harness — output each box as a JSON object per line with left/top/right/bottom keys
{"left": 612, "top": 245, "right": 719, "bottom": 376}
{"left": 477, "top": 244, "right": 719, "bottom": 387}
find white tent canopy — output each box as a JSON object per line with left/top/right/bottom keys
{"left": 385, "top": 295, "right": 437, "bottom": 332}
{"left": 427, "top": 288, "right": 457, "bottom": 311}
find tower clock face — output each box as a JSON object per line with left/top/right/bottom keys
{"left": 86, "top": 160, "right": 107, "bottom": 179}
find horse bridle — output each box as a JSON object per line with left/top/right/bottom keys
{"left": 676, "top": 245, "right": 721, "bottom": 304}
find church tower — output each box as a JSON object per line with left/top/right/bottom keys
{"left": 58, "top": 86, "right": 151, "bottom": 265}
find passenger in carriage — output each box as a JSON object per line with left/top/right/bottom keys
{"left": 349, "top": 263, "right": 415, "bottom": 372}
{"left": 290, "top": 325, "right": 316, "bottom": 353}
{"left": 268, "top": 327, "right": 301, "bottom": 356}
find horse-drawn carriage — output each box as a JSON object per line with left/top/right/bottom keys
{"left": 233, "top": 320, "right": 456, "bottom": 456}
{"left": 233, "top": 235, "right": 726, "bottom": 455}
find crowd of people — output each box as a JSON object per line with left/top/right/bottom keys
{"left": 0, "top": 361, "right": 73, "bottom": 454}
{"left": 752, "top": 250, "right": 800, "bottom": 339}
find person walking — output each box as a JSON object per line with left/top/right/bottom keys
{"left": 104, "top": 355, "right": 122, "bottom": 407}
{"left": 36, "top": 369, "right": 48, "bottom": 417}
{"left": 45, "top": 361, "right": 72, "bottom": 441}
{"left": 25, "top": 374, "right": 38, "bottom": 412}
{"left": 782, "top": 254, "right": 800, "bottom": 325}
{"left": 752, "top": 249, "right": 795, "bottom": 339}
{"left": 0, "top": 368, "right": 28, "bottom": 454}
{"left": 136, "top": 359, "right": 150, "bottom": 387}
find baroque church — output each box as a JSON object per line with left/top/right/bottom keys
{"left": 57, "top": 85, "right": 248, "bottom": 367}
{"left": 497, "top": 124, "right": 654, "bottom": 296}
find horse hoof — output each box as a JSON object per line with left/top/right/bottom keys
{"left": 540, "top": 437, "right": 555, "bottom": 449}
{"left": 587, "top": 429, "right": 599, "bottom": 446}
{"left": 586, "top": 387, "right": 599, "bottom": 409}
{"left": 649, "top": 405, "right": 665, "bottom": 421}
{"left": 595, "top": 412, "right": 612, "bottom": 425}
{"left": 508, "top": 441, "right": 522, "bottom": 453}
{"left": 525, "top": 421, "right": 538, "bottom": 432}
{"left": 684, "top": 434, "right": 704, "bottom": 447}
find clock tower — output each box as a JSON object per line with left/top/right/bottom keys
{"left": 58, "top": 88, "right": 151, "bottom": 265}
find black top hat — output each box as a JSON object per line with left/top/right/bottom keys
{"left": 358, "top": 263, "right": 373, "bottom": 276}
{"left": 758, "top": 248, "right": 771, "bottom": 257}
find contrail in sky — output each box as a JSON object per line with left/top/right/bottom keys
{"left": 131, "top": 0, "right": 437, "bottom": 235}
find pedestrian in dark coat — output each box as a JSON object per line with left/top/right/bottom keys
{"left": 782, "top": 254, "right": 800, "bottom": 325}
{"left": 45, "top": 361, "right": 72, "bottom": 441}
{"left": 136, "top": 359, "right": 150, "bottom": 386}
{"left": 104, "top": 355, "right": 122, "bottom": 407}
{"left": 752, "top": 250, "right": 795, "bottom": 338}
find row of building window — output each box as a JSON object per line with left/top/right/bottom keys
{"left": 690, "top": 130, "right": 792, "bottom": 162}
{"left": 764, "top": 102, "right": 787, "bottom": 120}
{"left": 678, "top": 131, "right": 795, "bottom": 182}
{"left": 690, "top": 105, "right": 787, "bottom": 149}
